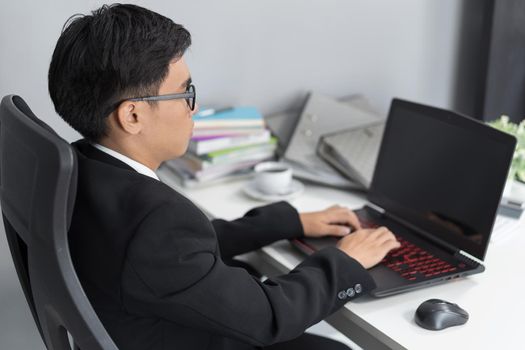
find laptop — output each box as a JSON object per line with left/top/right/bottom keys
{"left": 292, "top": 98, "right": 516, "bottom": 297}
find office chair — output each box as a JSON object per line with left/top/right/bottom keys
{"left": 0, "top": 95, "right": 118, "bottom": 350}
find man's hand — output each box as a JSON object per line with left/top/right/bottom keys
{"left": 336, "top": 227, "right": 400, "bottom": 269}
{"left": 299, "top": 205, "right": 362, "bottom": 238}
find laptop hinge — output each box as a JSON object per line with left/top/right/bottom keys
{"left": 456, "top": 250, "right": 484, "bottom": 267}
{"left": 366, "top": 202, "right": 385, "bottom": 214}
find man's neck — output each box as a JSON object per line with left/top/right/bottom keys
{"left": 97, "top": 139, "right": 160, "bottom": 171}
{"left": 92, "top": 141, "right": 160, "bottom": 181}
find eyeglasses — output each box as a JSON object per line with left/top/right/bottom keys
{"left": 128, "top": 84, "right": 196, "bottom": 111}
{"left": 110, "top": 84, "right": 197, "bottom": 114}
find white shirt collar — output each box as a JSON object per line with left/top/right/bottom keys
{"left": 92, "top": 143, "right": 160, "bottom": 181}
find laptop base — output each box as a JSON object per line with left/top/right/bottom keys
{"left": 291, "top": 206, "right": 485, "bottom": 298}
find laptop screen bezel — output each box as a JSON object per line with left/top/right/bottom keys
{"left": 367, "top": 98, "right": 516, "bottom": 261}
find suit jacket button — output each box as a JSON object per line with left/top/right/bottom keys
{"left": 346, "top": 288, "right": 355, "bottom": 298}
{"left": 338, "top": 291, "right": 347, "bottom": 300}
{"left": 355, "top": 284, "right": 362, "bottom": 294}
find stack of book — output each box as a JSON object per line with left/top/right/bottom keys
{"left": 164, "top": 107, "right": 277, "bottom": 186}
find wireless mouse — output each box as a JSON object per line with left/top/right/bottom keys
{"left": 415, "top": 299, "right": 469, "bottom": 330}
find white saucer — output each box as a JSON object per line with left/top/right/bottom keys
{"left": 243, "top": 179, "right": 304, "bottom": 202}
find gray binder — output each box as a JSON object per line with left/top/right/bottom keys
{"left": 318, "top": 121, "right": 385, "bottom": 189}
{"left": 281, "top": 92, "right": 382, "bottom": 189}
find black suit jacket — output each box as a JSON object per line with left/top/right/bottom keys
{"left": 69, "top": 140, "right": 376, "bottom": 350}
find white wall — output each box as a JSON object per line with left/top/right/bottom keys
{"left": 0, "top": 0, "right": 462, "bottom": 143}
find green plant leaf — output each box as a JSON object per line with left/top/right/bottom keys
{"left": 487, "top": 116, "right": 525, "bottom": 181}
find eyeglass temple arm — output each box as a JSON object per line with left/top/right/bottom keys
{"left": 128, "top": 91, "right": 195, "bottom": 102}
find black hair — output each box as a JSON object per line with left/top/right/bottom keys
{"left": 48, "top": 3, "right": 191, "bottom": 141}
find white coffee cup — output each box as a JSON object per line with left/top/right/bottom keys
{"left": 253, "top": 161, "right": 293, "bottom": 195}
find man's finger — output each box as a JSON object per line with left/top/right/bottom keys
{"left": 381, "top": 237, "right": 401, "bottom": 251}
{"left": 324, "top": 224, "right": 351, "bottom": 237}
{"left": 328, "top": 207, "right": 361, "bottom": 230}
{"left": 370, "top": 226, "right": 390, "bottom": 239}
{"left": 347, "top": 210, "right": 362, "bottom": 229}
{"left": 374, "top": 228, "right": 396, "bottom": 245}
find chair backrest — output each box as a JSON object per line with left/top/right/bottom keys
{"left": 0, "top": 95, "right": 118, "bottom": 350}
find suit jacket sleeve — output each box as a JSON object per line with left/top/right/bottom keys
{"left": 122, "top": 199, "right": 376, "bottom": 347}
{"left": 211, "top": 201, "right": 304, "bottom": 258}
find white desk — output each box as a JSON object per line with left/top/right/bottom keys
{"left": 158, "top": 168, "right": 525, "bottom": 350}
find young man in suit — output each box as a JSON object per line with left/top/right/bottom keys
{"left": 48, "top": 4, "right": 400, "bottom": 350}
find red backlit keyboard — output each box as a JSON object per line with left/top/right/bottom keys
{"left": 360, "top": 218, "right": 461, "bottom": 281}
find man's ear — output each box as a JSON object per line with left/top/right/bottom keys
{"left": 114, "top": 101, "right": 143, "bottom": 135}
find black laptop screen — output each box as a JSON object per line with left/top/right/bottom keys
{"left": 368, "top": 99, "right": 516, "bottom": 260}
